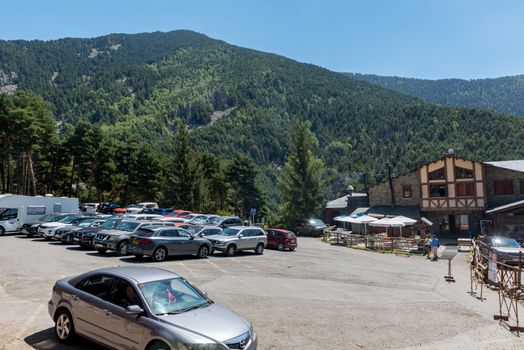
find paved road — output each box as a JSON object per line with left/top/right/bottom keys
{"left": 0, "top": 234, "right": 523, "bottom": 349}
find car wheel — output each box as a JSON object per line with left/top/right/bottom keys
{"left": 225, "top": 244, "right": 237, "bottom": 257}
{"left": 148, "top": 340, "right": 170, "bottom": 350}
{"left": 255, "top": 243, "right": 265, "bottom": 255}
{"left": 96, "top": 248, "right": 107, "bottom": 254}
{"left": 0, "top": 226, "right": 5, "bottom": 236}
{"left": 134, "top": 254, "right": 144, "bottom": 260}
{"left": 152, "top": 247, "right": 167, "bottom": 262}
{"left": 198, "top": 245, "right": 209, "bottom": 258}
{"left": 116, "top": 241, "right": 129, "bottom": 256}
{"left": 277, "top": 243, "right": 285, "bottom": 251}
{"left": 54, "top": 309, "right": 76, "bottom": 344}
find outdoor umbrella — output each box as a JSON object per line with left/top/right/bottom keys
{"left": 347, "top": 214, "right": 378, "bottom": 247}
{"left": 394, "top": 215, "right": 417, "bottom": 225}
{"left": 369, "top": 217, "right": 406, "bottom": 237}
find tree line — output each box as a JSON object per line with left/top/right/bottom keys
{"left": 0, "top": 91, "right": 326, "bottom": 227}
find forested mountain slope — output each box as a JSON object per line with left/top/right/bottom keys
{"left": 346, "top": 73, "right": 524, "bottom": 116}
{"left": 1, "top": 30, "right": 523, "bottom": 191}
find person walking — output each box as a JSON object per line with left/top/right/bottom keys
{"left": 430, "top": 236, "right": 440, "bottom": 261}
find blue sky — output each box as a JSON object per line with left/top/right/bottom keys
{"left": 2, "top": 0, "right": 524, "bottom": 79}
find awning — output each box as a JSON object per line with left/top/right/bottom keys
{"left": 394, "top": 215, "right": 417, "bottom": 225}
{"left": 485, "top": 199, "right": 524, "bottom": 215}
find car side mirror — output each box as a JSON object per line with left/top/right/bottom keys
{"left": 202, "top": 290, "right": 208, "bottom": 296}
{"left": 239, "top": 234, "right": 243, "bottom": 238}
{"left": 125, "top": 305, "right": 144, "bottom": 316}
{"left": 189, "top": 236, "right": 194, "bottom": 240}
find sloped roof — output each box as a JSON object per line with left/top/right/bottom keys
{"left": 367, "top": 205, "right": 420, "bottom": 219}
{"left": 325, "top": 193, "right": 367, "bottom": 209}
{"left": 485, "top": 160, "right": 524, "bottom": 173}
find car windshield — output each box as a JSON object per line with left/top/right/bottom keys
{"left": 78, "top": 220, "right": 97, "bottom": 227}
{"left": 39, "top": 214, "right": 56, "bottom": 222}
{"left": 52, "top": 215, "right": 69, "bottom": 222}
{"left": 115, "top": 221, "right": 140, "bottom": 232}
{"left": 208, "top": 217, "right": 222, "bottom": 224}
{"left": 221, "top": 228, "right": 240, "bottom": 236}
{"left": 492, "top": 238, "right": 521, "bottom": 248}
{"left": 139, "top": 277, "right": 211, "bottom": 315}
{"left": 60, "top": 216, "right": 81, "bottom": 224}
{"left": 286, "top": 231, "right": 296, "bottom": 238}
{"left": 100, "top": 219, "right": 120, "bottom": 229}
{"left": 309, "top": 219, "right": 325, "bottom": 226}
{"left": 184, "top": 226, "right": 203, "bottom": 234}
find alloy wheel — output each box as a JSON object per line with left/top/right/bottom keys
{"left": 56, "top": 314, "right": 71, "bottom": 340}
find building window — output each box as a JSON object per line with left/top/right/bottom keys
{"left": 456, "top": 182, "right": 475, "bottom": 197}
{"left": 455, "top": 166, "right": 474, "bottom": 179}
{"left": 430, "top": 184, "right": 447, "bottom": 197}
{"left": 403, "top": 185, "right": 412, "bottom": 198}
{"left": 494, "top": 180, "right": 514, "bottom": 195}
{"left": 429, "top": 168, "right": 445, "bottom": 181}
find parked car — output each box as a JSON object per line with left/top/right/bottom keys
{"left": 208, "top": 226, "right": 267, "bottom": 256}
{"left": 208, "top": 216, "right": 244, "bottom": 229}
{"left": 93, "top": 220, "right": 171, "bottom": 256}
{"left": 266, "top": 229, "right": 298, "bottom": 251}
{"left": 167, "top": 209, "right": 192, "bottom": 218}
{"left": 97, "top": 202, "right": 121, "bottom": 214}
{"left": 478, "top": 236, "right": 524, "bottom": 265}
{"left": 75, "top": 218, "right": 124, "bottom": 248}
{"left": 153, "top": 207, "right": 174, "bottom": 215}
{"left": 38, "top": 215, "right": 93, "bottom": 240}
{"left": 179, "top": 225, "right": 223, "bottom": 238}
{"left": 128, "top": 227, "right": 213, "bottom": 261}
{"left": 21, "top": 213, "right": 62, "bottom": 237}
{"left": 293, "top": 218, "right": 327, "bottom": 237}
{"left": 48, "top": 266, "right": 257, "bottom": 349}
{"left": 56, "top": 218, "right": 106, "bottom": 244}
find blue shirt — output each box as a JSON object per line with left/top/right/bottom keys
{"left": 430, "top": 238, "right": 440, "bottom": 248}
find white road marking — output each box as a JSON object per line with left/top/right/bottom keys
{"left": 179, "top": 263, "right": 197, "bottom": 278}
{"left": 231, "top": 258, "right": 259, "bottom": 272}
{"left": 206, "top": 259, "right": 227, "bottom": 273}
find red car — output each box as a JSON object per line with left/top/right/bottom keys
{"left": 167, "top": 209, "right": 192, "bottom": 217}
{"left": 266, "top": 229, "right": 298, "bottom": 251}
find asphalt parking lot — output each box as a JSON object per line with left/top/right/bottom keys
{"left": 1, "top": 234, "right": 524, "bottom": 350}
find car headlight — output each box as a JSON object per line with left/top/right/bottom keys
{"left": 183, "top": 344, "right": 229, "bottom": 350}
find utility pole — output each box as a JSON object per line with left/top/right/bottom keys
{"left": 387, "top": 163, "right": 395, "bottom": 206}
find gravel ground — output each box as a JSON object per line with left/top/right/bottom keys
{"left": 0, "top": 234, "right": 523, "bottom": 350}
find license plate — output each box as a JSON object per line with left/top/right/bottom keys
{"left": 132, "top": 239, "right": 139, "bottom": 245}
{"left": 73, "top": 238, "right": 80, "bottom": 242}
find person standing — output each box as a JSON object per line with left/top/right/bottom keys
{"left": 430, "top": 236, "right": 440, "bottom": 261}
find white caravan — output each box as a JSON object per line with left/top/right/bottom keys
{"left": 0, "top": 194, "right": 79, "bottom": 234}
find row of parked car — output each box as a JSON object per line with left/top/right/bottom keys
{"left": 21, "top": 212, "right": 299, "bottom": 262}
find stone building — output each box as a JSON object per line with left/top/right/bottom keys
{"left": 364, "top": 156, "right": 524, "bottom": 238}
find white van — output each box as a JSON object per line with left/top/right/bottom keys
{"left": 0, "top": 194, "right": 79, "bottom": 235}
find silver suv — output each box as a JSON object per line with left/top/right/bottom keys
{"left": 93, "top": 220, "right": 171, "bottom": 256}
{"left": 208, "top": 226, "right": 267, "bottom": 256}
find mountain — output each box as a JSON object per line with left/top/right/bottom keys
{"left": 345, "top": 73, "right": 524, "bottom": 116}
{"left": 1, "top": 30, "right": 523, "bottom": 195}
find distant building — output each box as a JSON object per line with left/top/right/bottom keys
{"left": 323, "top": 192, "right": 368, "bottom": 225}
{"left": 360, "top": 155, "right": 524, "bottom": 238}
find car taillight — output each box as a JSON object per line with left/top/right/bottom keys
{"left": 141, "top": 239, "right": 153, "bottom": 245}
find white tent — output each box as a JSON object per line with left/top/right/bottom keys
{"left": 369, "top": 217, "right": 406, "bottom": 237}
{"left": 394, "top": 215, "right": 417, "bottom": 225}
{"left": 347, "top": 215, "right": 377, "bottom": 224}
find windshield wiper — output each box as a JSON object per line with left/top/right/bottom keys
{"left": 156, "top": 311, "right": 180, "bottom": 316}
{"left": 179, "top": 302, "right": 211, "bottom": 313}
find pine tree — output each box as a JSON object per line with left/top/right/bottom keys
{"left": 166, "top": 119, "right": 203, "bottom": 210}
{"left": 278, "top": 120, "right": 326, "bottom": 227}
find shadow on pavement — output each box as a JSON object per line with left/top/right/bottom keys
{"left": 24, "top": 328, "right": 106, "bottom": 349}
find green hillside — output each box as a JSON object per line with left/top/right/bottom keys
{"left": 346, "top": 73, "right": 524, "bottom": 116}
{"left": 1, "top": 30, "right": 524, "bottom": 200}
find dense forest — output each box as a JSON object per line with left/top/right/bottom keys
{"left": 1, "top": 30, "right": 524, "bottom": 219}
{"left": 346, "top": 73, "right": 524, "bottom": 116}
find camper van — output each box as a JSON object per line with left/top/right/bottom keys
{"left": 0, "top": 194, "right": 79, "bottom": 235}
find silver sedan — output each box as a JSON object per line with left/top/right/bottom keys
{"left": 48, "top": 266, "right": 257, "bottom": 349}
